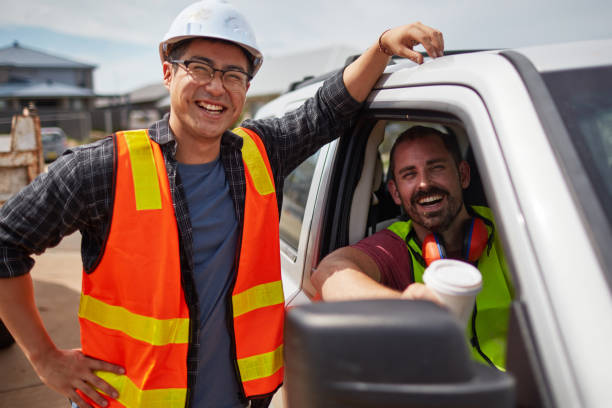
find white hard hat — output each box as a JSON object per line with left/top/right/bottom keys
{"left": 160, "top": 0, "right": 263, "bottom": 76}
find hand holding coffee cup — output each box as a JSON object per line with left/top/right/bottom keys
{"left": 422, "top": 259, "right": 483, "bottom": 326}
{"left": 401, "top": 282, "right": 444, "bottom": 305}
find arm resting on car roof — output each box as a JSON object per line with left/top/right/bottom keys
{"left": 342, "top": 22, "right": 444, "bottom": 102}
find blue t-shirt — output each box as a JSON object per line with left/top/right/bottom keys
{"left": 178, "top": 159, "right": 245, "bottom": 408}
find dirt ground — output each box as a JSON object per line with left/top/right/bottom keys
{"left": 0, "top": 232, "right": 82, "bottom": 408}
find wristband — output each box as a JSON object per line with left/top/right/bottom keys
{"left": 378, "top": 29, "right": 393, "bottom": 56}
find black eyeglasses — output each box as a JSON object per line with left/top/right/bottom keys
{"left": 170, "top": 59, "right": 252, "bottom": 91}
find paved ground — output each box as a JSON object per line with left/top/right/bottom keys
{"left": 0, "top": 232, "right": 287, "bottom": 408}
{"left": 0, "top": 232, "right": 82, "bottom": 408}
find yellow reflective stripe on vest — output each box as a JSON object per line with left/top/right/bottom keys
{"left": 237, "top": 345, "right": 283, "bottom": 383}
{"left": 96, "top": 371, "right": 186, "bottom": 408}
{"left": 232, "top": 281, "right": 284, "bottom": 318}
{"left": 124, "top": 130, "right": 162, "bottom": 210}
{"left": 79, "top": 295, "right": 189, "bottom": 346}
{"left": 233, "top": 128, "right": 275, "bottom": 196}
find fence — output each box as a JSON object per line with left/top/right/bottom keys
{"left": 0, "top": 109, "right": 91, "bottom": 141}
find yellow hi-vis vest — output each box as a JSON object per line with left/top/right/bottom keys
{"left": 387, "top": 206, "right": 513, "bottom": 370}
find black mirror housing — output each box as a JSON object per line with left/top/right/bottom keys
{"left": 284, "top": 299, "right": 515, "bottom": 408}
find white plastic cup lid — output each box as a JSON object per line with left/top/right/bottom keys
{"left": 423, "top": 259, "right": 482, "bottom": 296}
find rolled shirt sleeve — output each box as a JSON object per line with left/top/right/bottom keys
{"left": 351, "top": 229, "right": 414, "bottom": 291}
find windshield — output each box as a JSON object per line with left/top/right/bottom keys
{"left": 542, "top": 66, "right": 612, "bottom": 228}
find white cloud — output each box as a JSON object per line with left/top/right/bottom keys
{"left": 3, "top": 0, "right": 611, "bottom": 52}
{"left": 0, "top": 0, "right": 183, "bottom": 45}
{"left": 1, "top": 0, "right": 611, "bottom": 93}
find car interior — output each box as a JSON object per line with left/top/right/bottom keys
{"left": 315, "top": 115, "right": 544, "bottom": 407}
{"left": 275, "top": 107, "right": 548, "bottom": 405}
{"left": 276, "top": 106, "right": 547, "bottom": 406}
{"left": 341, "top": 118, "right": 488, "bottom": 246}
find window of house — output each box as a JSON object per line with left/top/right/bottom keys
{"left": 72, "top": 99, "right": 83, "bottom": 110}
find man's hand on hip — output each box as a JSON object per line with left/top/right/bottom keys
{"left": 31, "top": 347, "right": 124, "bottom": 408}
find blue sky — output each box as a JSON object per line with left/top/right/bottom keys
{"left": 1, "top": 0, "right": 611, "bottom": 94}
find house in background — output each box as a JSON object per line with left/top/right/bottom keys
{"left": 0, "top": 41, "right": 96, "bottom": 140}
{"left": 93, "top": 83, "right": 169, "bottom": 134}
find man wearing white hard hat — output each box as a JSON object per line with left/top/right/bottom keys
{"left": 0, "top": 1, "right": 444, "bottom": 407}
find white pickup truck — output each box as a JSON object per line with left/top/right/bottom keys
{"left": 256, "top": 39, "right": 612, "bottom": 408}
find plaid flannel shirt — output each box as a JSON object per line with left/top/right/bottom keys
{"left": 0, "top": 69, "right": 362, "bottom": 405}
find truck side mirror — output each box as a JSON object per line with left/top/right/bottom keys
{"left": 284, "top": 299, "right": 515, "bottom": 407}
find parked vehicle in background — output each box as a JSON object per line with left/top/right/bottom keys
{"left": 257, "top": 39, "right": 612, "bottom": 407}
{"left": 41, "top": 127, "right": 68, "bottom": 162}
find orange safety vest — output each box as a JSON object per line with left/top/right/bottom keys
{"left": 231, "top": 127, "right": 284, "bottom": 397}
{"left": 77, "top": 128, "right": 284, "bottom": 407}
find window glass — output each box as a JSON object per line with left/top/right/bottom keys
{"left": 542, "top": 65, "right": 612, "bottom": 227}
{"left": 379, "top": 121, "right": 413, "bottom": 178}
{"left": 379, "top": 121, "right": 446, "bottom": 179}
{"left": 280, "top": 150, "right": 321, "bottom": 249}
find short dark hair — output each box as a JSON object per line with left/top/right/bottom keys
{"left": 388, "top": 126, "right": 462, "bottom": 181}
{"left": 165, "top": 38, "right": 255, "bottom": 76}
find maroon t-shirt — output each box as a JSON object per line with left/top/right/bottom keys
{"left": 351, "top": 229, "right": 414, "bottom": 291}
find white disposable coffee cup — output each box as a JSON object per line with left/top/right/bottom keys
{"left": 422, "top": 259, "right": 482, "bottom": 326}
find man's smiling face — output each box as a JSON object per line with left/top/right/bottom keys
{"left": 163, "top": 38, "right": 250, "bottom": 144}
{"left": 388, "top": 132, "right": 470, "bottom": 233}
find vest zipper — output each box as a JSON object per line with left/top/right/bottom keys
{"left": 228, "top": 217, "right": 249, "bottom": 404}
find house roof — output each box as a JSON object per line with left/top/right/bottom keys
{"left": 95, "top": 82, "right": 168, "bottom": 108}
{"left": 156, "top": 94, "right": 171, "bottom": 109}
{"left": 0, "top": 41, "right": 96, "bottom": 69}
{"left": 0, "top": 80, "right": 95, "bottom": 98}
{"left": 128, "top": 83, "right": 168, "bottom": 104}
{"left": 247, "top": 45, "right": 360, "bottom": 97}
